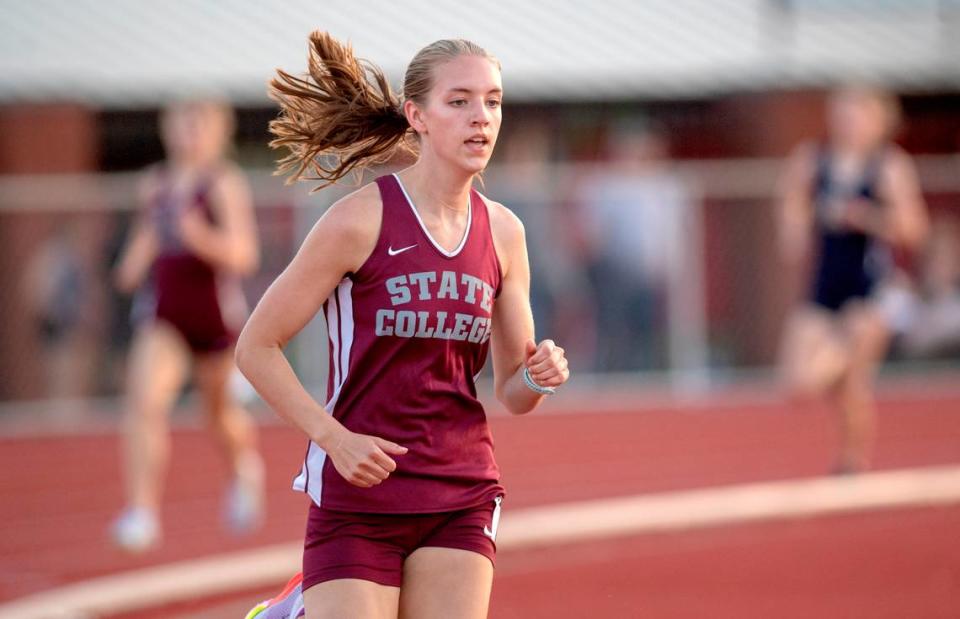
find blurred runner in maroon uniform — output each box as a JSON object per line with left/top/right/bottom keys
{"left": 111, "top": 99, "right": 264, "bottom": 551}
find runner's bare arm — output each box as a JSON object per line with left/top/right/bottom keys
{"left": 114, "top": 172, "right": 160, "bottom": 293}
{"left": 879, "top": 148, "right": 929, "bottom": 250}
{"left": 488, "top": 199, "right": 569, "bottom": 415}
{"left": 236, "top": 184, "right": 406, "bottom": 487}
{"left": 777, "top": 142, "right": 817, "bottom": 266}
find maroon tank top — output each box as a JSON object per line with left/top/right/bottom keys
{"left": 148, "top": 167, "right": 245, "bottom": 351}
{"left": 293, "top": 173, "right": 505, "bottom": 513}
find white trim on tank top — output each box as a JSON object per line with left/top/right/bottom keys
{"left": 392, "top": 173, "right": 471, "bottom": 258}
{"left": 293, "top": 277, "right": 355, "bottom": 506}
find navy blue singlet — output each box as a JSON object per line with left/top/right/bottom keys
{"left": 809, "top": 147, "right": 891, "bottom": 312}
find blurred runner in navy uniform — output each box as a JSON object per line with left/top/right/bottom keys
{"left": 778, "top": 86, "right": 929, "bottom": 474}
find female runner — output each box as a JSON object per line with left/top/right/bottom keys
{"left": 236, "top": 32, "right": 569, "bottom": 618}
{"left": 778, "top": 86, "right": 928, "bottom": 473}
{"left": 112, "top": 99, "right": 264, "bottom": 550}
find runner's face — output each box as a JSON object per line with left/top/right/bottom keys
{"left": 416, "top": 55, "right": 502, "bottom": 174}
{"left": 829, "top": 90, "right": 889, "bottom": 152}
{"left": 162, "top": 103, "right": 229, "bottom": 165}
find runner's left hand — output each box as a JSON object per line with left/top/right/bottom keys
{"left": 525, "top": 339, "right": 569, "bottom": 389}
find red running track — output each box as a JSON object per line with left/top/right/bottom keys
{"left": 1, "top": 387, "right": 959, "bottom": 616}
{"left": 129, "top": 505, "right": 960, "bottom": 619}
{"left": 491, "top": 505, "right": 960, "bottom": 619}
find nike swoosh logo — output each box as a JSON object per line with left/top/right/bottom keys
{"left": 387, "top": 244, "right": 417, "bottom": 256}
{"left": 483, "top": 496, "right": 502, "bottom": 541}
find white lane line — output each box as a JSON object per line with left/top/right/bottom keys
{"left": 0, "top": 545, "right": 301, "bottom": 619}
{"left": 497, "top": 464, "right": 960, "bottom": 548}
{"left": 3, "top": 465, "right": 960, "bottom": 619}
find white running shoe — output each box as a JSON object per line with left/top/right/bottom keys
{"left": 110, "top": 507, "right": 160, "bottom": 553}
{"left": 225, "top": 454, "right": 265, "bottom": 534}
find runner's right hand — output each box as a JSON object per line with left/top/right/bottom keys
{"left": 326, "top": 430, "right": 408, "bottom": 488}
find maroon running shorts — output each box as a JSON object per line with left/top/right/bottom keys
{"left": 302, "top": 497, "right": 501, "bottom": 591}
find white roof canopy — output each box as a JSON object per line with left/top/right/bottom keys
{"left": 1, "top": 0, "right": 958, "bottom": 107}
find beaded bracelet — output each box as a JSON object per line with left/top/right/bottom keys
{"left": 522, "top": 367, "right": 556, "bottom": 395}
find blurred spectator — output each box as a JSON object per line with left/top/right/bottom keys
{"left": 490, "top": 122, "right": 597, "bottom": 370}
{"left": 22, "top": 223, "right": 89, "bottom": 400}
{"left": 574, "top": 120, "right": 691, "bottom": 372}
{"left": 489, "top": 124, "right": 556, "bottom": 334}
